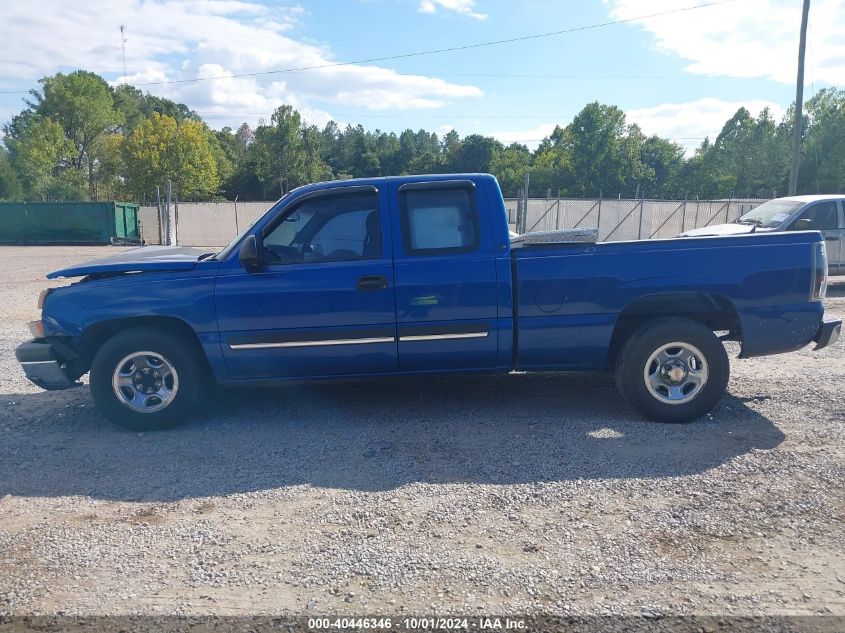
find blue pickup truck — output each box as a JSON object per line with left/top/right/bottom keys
{"left": 16, "top": 174, "right": 841, "bottom": 430}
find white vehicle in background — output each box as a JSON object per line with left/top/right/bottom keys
{"left": 680, "top": 195, "right": 845, "bottom": 275}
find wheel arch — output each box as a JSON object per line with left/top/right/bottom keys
{"left": 77, "top": 316, "right": 211, "bottom": 378}
{"left": 607, "top": 291, "right": 741, "bottom": 366}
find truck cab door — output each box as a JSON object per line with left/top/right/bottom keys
{"left": 215, "top": 185, "right": 397, "bottom": 380}
{"left": 790, "top": 201, "right": 841, "bottom": 274}
{"left": 389, "top": 179, "right": 500, "bottom": 372}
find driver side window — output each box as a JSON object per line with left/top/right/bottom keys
{"left": 263, "top": 191, "right": 381, "bottom": 264}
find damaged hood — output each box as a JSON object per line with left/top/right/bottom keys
{"left": 47, "top": 245, "right": 213, "bottom": 279}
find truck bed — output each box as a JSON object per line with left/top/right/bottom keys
{"left": 511, "top": 231, "right": 823, "bottom": 369}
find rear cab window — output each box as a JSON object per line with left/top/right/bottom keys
{"left": 399, "top": 183, "right": 480, "bottom": 256}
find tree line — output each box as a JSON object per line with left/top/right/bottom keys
{"left": 1, "top": 70, "right": 844, "bottom": 202}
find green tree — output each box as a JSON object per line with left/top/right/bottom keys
{"left": 123, "top": 113, "right": 219, "bottom": 199}
{"left": 640, "top": 136, "right": 685, "bottom": 198}
{"left": 90, "top": 132, "right": 125, "bottom": 200}
{"left": 800, "top": 88, "right": 845, "bottom": 193}
{"left": 113, "top": 84, "right": 201, "bottom": 133}
{"left": 490, "top": 143, "right": 531, "bottom": 197}
{"left": 111, "top": 84, "right": 147, "bottom": 133}
{"left": 11, "top": 117, "right": 81, "bottom": 200}
{"left": 445, "top": 134, "right": 502, "bottom": 173}
{"left": 565, "top": 102, "right": 631, "bottom": 196}
{"left": 29, "top": 71, "right": 123, "bottom": 196}
{"left": 0, "top": 149, "right": 23, "bottom": 200}
{"left": 252, "top": 105, "right": 305, "bottom": 195}
{"left": 407, "top": 150, "right": 443, "bottom": 174}
{"left": 301, "top": 124, "right": 333, "bottom": 183}
{"left": 531, "top": 125, "right": 574, "bottom": 195}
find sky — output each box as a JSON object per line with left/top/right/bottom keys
{"left": 0, "top": 0, "right": 843, "bottom": 153}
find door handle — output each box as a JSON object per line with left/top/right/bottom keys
{"left": 825, "top": 236, "right": 840, "bottom": 241}
{"left": 357, "top": 275, "right": 388, "bottom": 291}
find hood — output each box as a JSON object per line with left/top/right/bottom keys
{"left": 679, "top": 223, "right": 776, "bottom": 238}
{"left": 47, "top": 245, "right": 212, "bottom": 279}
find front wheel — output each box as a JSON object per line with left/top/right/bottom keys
{"left": 90, "top": 328, "right": 204, "bottom": 431}
{"left": 615, "top": 318, "right": 729, "bottom": 423}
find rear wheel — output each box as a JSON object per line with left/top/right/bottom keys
{"left": 90, "top": 328, "right": 203, "bottom": 431}
{"left": 615, "top": 318, "right": 729, "bottom": 423}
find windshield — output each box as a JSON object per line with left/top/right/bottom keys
{"left": 736, "top": 199, "right": 805, "bottom": 228}
{"left": 215, "top": 196, "right": 288, "bottom": 260}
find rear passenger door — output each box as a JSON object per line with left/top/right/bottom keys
{"left": 390, "top": 180, "right": 499, "bottom": 372}
{"left": 790, "top": 201, "right": 842, "bottom": 273}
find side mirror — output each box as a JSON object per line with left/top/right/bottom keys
{"left": 239, "top": 235, "right": 261, "bottom": 269}
{"left": 793, "top": 218, "right": 812, "bottom": 231}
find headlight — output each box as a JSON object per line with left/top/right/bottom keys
{"left": 37, "top": 288, "right": 52, "bottom": 310}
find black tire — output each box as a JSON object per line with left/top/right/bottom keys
{"left": 89, "top": 328, "right": 204, "bottom": 431}
{"left": 614, "top": 318, "right": 729, "bottom": 423}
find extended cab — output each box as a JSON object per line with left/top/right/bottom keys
{"left": 16, "top": 174, "right": 842, "bottom": 430}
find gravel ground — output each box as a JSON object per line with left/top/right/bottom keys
{"left": 0, "top": 245, "right": 843, "bottom": 620}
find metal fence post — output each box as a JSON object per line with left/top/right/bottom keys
{"left": 681, "top": 198, "right": 687, "bottom": 233}
{"left": 637, "top": 196, "right": 645, "bottom": 240}
{"left": 596, "top": 190, "right": 602, "bottom": 240}
{"left": 165, "top": 180, "right": 172, "bottom": 246}
{"left": 173, "top": 190, "right": 180, "bottom": 246}
{"left": 155, "top": 186, "right": 163, "bottom": 245}
{"left": 233, "top": 195, "right": 240, "bottom": 235}
{"left": 555, "top": 196, "right": 561, "bottom": 230}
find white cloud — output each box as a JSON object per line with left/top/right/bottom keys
{"left": 605, "top": 0, "right": 845, "bottom": 85}
{"left": 627, "top": 98, "right": 785, "bottom": 153}
{"left": 490, "top": 123, "right": 558, "bottom": 150}
{"left": 0, "top": 0, "right": 482, "bottom": 130}
{"left": 418, "top": 0, "right": 488, "bottom": 21}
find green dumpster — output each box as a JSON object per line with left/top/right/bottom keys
{"left": 0, "top": 201, "right": 141, "bottom": 245}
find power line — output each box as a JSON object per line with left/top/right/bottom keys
{"left": 127, "top": 0, "right": 736, "bottom": 88}
{"left": 195, "top": 112, "right": 598, "bottom": 119}
{"left": 0, "top": 0, "right": 736, "bottom": 95}
{"left": 502, "top": 136, "right": 706, "bottom": 144}
{"left": 194, "top": 111, "right": 713, "bottom": 124}
{"left": 0, "top": 72, "right": 718, "bottom": 95}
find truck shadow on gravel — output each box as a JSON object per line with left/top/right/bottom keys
{"left": 0, "top": 372, "right": 784, "bottom": 501}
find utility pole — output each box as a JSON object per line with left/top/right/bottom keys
{"left": 119, "top": 25, "right": 128, "bottom": 82}
{"left": 788, "top": 0, "right": 811, "bottom": 196}
{"left": 521, "top": 171, "right": 530, "bottom": 234}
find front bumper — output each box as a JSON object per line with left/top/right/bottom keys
{"left": 15, "top": 339, "right": 79, "bottom": 390}
{"left": 813, "top": 317, "right": 842, "bottom": 351}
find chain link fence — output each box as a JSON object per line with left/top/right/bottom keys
{"left": 506, "top": 197, "right": 768, "bottom": 241}
{"left": 139, "top": 196, "right": 768, "bottom": 247}
{"left": 139, "top": 201, "right": 275, "bottom": 246}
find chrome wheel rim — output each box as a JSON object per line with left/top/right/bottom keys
{"left": 643, "top": 342, "right": 708, "bottom": 405}
{"left": 111, "top": 351, "right": 179, "bottom": 413}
